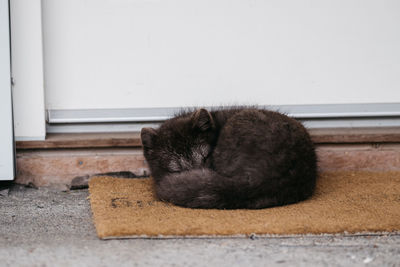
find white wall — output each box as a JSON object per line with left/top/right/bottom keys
{"left": 11, "top": 0, "right": 46, "bottom": 140}
{"left": 42, "top": 0, "right": 400, "bottom": 110}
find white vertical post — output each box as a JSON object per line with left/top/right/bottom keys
{"left": 0, "top": 0, "right": 14, "bottom": 180}
{"left": 10, "top": 0, "right": 46, "bottom": 141}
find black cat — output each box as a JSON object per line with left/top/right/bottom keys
{"left": 141, "top": 107, "right": 317, "bottom": 209}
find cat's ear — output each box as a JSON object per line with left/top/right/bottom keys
{"left": 192, "top": 108, "right": 214, "bottom": 131}
{"left": 141, "top": 127, "right": 157, "bottom": 148}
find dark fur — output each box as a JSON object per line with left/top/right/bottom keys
{"left": 141, "top": 107, "right": 317, "bottom": 209}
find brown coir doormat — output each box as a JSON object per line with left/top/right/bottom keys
{"left": 89, "top": 172, "right": 400, "bottom": 239}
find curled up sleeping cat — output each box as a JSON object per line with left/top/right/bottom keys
{"left": 141, "top": 107, "right": 317, "bottom": 209}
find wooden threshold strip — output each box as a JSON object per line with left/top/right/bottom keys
{"left": 16, "top": 127, "right": 400, "bottom": 150}
{"left": 309, "top": 127, "right": 400, "bottom": 144}
{"left": 16, "top": 132, "right": 142, "bottom": 150}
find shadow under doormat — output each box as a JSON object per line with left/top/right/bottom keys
{"left": 89, "top": 172, "right": 400, "bottom": 239}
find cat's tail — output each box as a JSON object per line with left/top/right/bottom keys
{"left": 155, "top": 168, "right": 272, "bottom": 209}
{"left": 154, "top": 168, "right": 226, "bottom": 209}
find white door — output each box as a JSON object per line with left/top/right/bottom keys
{"left": 42, "top": 1, "right": 400, "bottom": 110}
{"left": 41, "top": 0, "right": 400, "bottom": 132}
{"left": 0, "top": 0, "right": 15, "bottom": 181}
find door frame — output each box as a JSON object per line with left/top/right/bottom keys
{"left": 10, "top": 0, "right": 46, "bottom": 141}
{"left": 0, "top": 0, "right": 14, "bottom": 180}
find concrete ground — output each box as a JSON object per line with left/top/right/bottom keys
{"left": 0, "top": 184, "right": 399, "bottom": 267}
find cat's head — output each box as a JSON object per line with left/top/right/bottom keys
{"left": 141, "top": 109, "right": 216, "bottom": 179}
